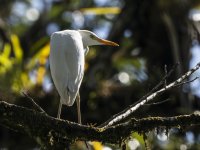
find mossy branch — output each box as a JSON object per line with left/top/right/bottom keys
{"left": 0, "top": 62, "right": 200, "bottom": 149}
{"left": 1, "top": 101, "right": 200, "bottom": 149}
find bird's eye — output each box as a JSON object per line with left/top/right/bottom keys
{"left": 90, "top": 34, "right": 95, "bottom": 39}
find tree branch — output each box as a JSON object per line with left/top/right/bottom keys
{"left": 99, "top": 62, "right": 200, "bottom": 128}
{"left": 22, "top": 91, "right": 47, "bottom": 115}
{"left": 1, "top": 62, "right": 200, "bottom": 149}
{"left": 1, "top": 101, "right": 200, "bottom": 149}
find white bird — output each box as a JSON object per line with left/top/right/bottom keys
{"left": 49, "top": 29, "right": 119, "bottom": 123}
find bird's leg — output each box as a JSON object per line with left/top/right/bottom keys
{"left": 76, "top": 92, "right": 82, "bottom": 124}
{"left": 57, "top": 100, "right": 62, "bottom": 119}
{"left": 76, "top": 92, "right": 90, "bottom": 150}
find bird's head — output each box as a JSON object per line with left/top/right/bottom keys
{"left": 78, "top": 30, "right": 119, "bottom": 47}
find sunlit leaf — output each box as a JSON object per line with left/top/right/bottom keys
{"left": 1, "top": 43, "right": 11, "bottom": 57}
{"left": 36, "top": 44, "right": 50, "bottom": 85}
{"left": 39, "top": 44, "right": 50, "bottom": 63}
{"left": 27, "top": 43, "right": 50, "bottom": 85}
{"left": 11, "top": 34, "right": 23, "bottom": 62}
{"left": 131, "top": 132, "right": 145, "bottom": 146}
{"left": 36, "top": 67, "right": 46, "bottom": 84}
{"left": 0, "top": 34, "right": 23, "bottom": 75}
{"left": 30, "top": 37, "right": 49, "bottom": 55}
{"left": 21, "top": 72, "right": 32, "bottom": 88}
{"left": 0, "top": 34, "right": 29, "bottom": 92}
{"left": 113, "top": 58, "right": 142, "bottom": 70}
{"left": 0, "top": 43, "right": 12, "bottom": 74}
{"left": 80, "top": 7, "right": 121, "bottom": 15}
{"left": 28, "top": 43, "right": 50, "bottom": 69}
{"left": 91, "top": 141, "right": 103, "bottom": 150}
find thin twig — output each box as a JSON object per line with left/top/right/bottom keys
{"left": 145, "top": 98, "right": 170, "bottom": 106}
{"left": 174, "top": 76, "right": 199, "bottom": 88}
{"left": 99, "top": 62, "right": 200, "bottom": 129}
{"left": 145, "top": 77, "right": 199, "bottom": 106}
{"left": 139, "top": 63, "right": 179, "bottom": 103}
{"left": 98, "top": 63, "right": 178, "bottom": 128}
{"left": 22, "top": 91, "right": 47, "bottom": 115}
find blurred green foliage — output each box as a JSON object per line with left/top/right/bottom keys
{"left": 0, "top": 0, "right": 200, "bottom": 149}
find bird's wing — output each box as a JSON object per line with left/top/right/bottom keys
{"left": 50, "top": 32, "right": 85, "bottom": 106}
{"left": 65, "top": 34, "right": 85, "bottom": 94}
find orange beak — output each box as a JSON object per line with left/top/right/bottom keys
{"left": 97, "top": 38, "right": 119, "bottom": 46}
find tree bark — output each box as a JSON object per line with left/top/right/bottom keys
{"left": 1, "top": 101, "right": 200, "bottom": 149}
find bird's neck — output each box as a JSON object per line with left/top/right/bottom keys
{"left": 84, "top": 46, "right": 89, "bottom": 55}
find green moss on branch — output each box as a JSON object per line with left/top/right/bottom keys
{"left": 1, "top": 101, "right": 200, "bottom": 149}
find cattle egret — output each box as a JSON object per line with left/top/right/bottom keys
{"left": 49, "top": 30, "right": 119, "bottom": 123}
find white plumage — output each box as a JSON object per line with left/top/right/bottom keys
{"left": 50, "top": 30, "right": 84, "bottom": 106}
{"left": 49, "top": 29, "right": 118, "bottom": 121}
